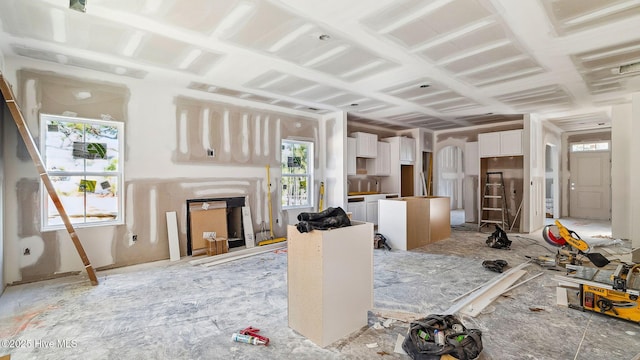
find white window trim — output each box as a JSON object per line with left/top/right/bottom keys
{"left": 569, "top": 141, "right": 610, "bottom": 153}
{"left": 281, "top": 139, "right": 314, "bottom": 210}
{"left": 39, "top": 113, "right": 125, "bottom": 231}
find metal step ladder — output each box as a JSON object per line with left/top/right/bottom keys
{"left": 479, "top": 172, "right": 509, "bottom": 230}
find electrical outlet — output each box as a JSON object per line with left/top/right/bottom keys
{"left": 207, "top": 149, "right": 215, "bottom": 157}
{"left": 132, "top": 234, "right": 138, "bottom": 242}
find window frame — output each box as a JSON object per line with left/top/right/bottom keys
{"left": 569, "top": 141, "right": 610, "bottom": 153}
{"left": 280, "top": 139, "right": 314, "bottom": 210}
{"left": 39, "top": 113, "right": 125, "bottom": 231}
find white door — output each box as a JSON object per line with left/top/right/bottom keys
{"left": 569, "top": 150, "right": 610, "bottom": 219}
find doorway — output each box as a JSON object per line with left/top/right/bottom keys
{"left": 569, "top": 142, "right": 611, "bottom": 220}
{"left": 401, "top": 165, "right": 414, "bottom": 197}
{"left": 545, "top": 144, "right": 559, "bottom": 219}
{"left": 422, "top": 151, "right": 433, "bottom": 196}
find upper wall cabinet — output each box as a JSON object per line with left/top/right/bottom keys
{"left": 366, "top": 141, "right": 391, "bottom": 176}
{"left": 347, "top": 137, "right": 356, "bottom": 176}
{"left": 399, "top": 137, "right": 415, "bottom": 163}
{"left": 478, "top": 129, "right": 523, "bottom": 157}
{"left": 352, "top": 132, "right": 378, "bottom": 158}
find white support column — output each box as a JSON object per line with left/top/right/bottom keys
{"left": 631, "top": 94, "right": 640, "bottom": 261}
{"left": 611, "top": 103, "right": 632, "bottom": 240}
{"left": 319, "top": 111, "right": 347, "bottom": 210}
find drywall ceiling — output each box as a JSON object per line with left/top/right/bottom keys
{"left": 1, "top": 0, "right": 639, "bottom": 132}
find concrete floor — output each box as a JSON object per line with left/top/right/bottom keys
{"left": 1, "top": 218, "right": 638, "bottom": 360}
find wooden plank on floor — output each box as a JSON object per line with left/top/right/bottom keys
{"left": 445, "top": 261, "right": 531, "bottom": 316}
{"left": 242, "top": 206, "right": 255, "bottom": 248}
{"left": 372, "top": 308, "right": 423, "bottom": 323}
{"left": 459, "top": 269, "right": 526, "bottom": 317}
{"left": 189, "top": 241, "right": 286, "bottom": 266}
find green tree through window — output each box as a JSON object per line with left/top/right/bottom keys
{"left": 281, "top": 140, "right": 313, "bottom": 209}
{"left": 40, "top": 114, "right": 124, "bottom": 230}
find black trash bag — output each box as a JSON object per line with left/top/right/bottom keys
{"left": 482, "top": 259, "right": 508, "bottom": 273}
{"left": 296, "top": 207, "right": 351, "bottom": 233}
{"left": 486, "top": 225, "right": 512, "bottom": 249}
{"left": 374, "top": 233, "right": 392, "bottom": 250}
{"left": 402, "top": 314, "right": 483, "bottom": 360}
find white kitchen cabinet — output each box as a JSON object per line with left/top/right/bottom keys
{"left": 478, "top": 129, "right": 522, "bottom": 157}
{"left": 365, "top": 142, "right": 390, "bottom": 176}
{"left": 352, "top": 132, "right": 377, "bottom": 158}
{"left": 365, "top": 194, "right": 386, "bottom": 225}
{"left": 347, "top": 201, "right": 366, "bottom": 222}
{"left": 399, "top": 137, "right": 415, "bottom": 163}
{"left": 347, "top": 137, "right": 356, "bottom": 175}
{"left": 366, "top": 201, "right": 378, "bottom": 225}
{"left": 500, "top": 129, "right": 523, "bottom": 156}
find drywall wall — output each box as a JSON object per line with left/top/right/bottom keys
{"left": 2, "top": 59, "right": 326, "bottom": 284}
{"left": 1, "top": 100, "right": 5, "bottom": 290}
{"left": 611, "top": 104, "right": 631, "bottom": 240}
{"left": 632, "top": 93, "right": 640, "bottom": 261}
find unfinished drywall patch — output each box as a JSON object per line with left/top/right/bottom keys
{"left": 174, "top": 96, "right": 318, "bottom": 166}
{"left": 17, "top": 69, "right": 129, "bottom": 122}
{"left": 14, "top": 179, "right": 61, "bottom": 280}
{"left": 346, "top": 123, "right": 396, "bottom": 139}
{"left": 435, "top": 122, "right": 523, "bottom": 145}
{"left": 108, "top": 177, "right": 280, "bottom": 268}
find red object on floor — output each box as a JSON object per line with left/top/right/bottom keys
{"left": 240, "top": 326, "right": 270, "bottom": 346}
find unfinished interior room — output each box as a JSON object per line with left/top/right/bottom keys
{"left": 2, "top": 0, "right": 640, "bottom": 359}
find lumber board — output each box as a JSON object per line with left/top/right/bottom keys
{"left": 445, "top": 261, "right": 531, "bottom": 316}
{"left": 191, "top": 241, "right": 286, "bottom": 266}
{"left": 1, "top": 73, "right": 98, "bottom": 285}
{"left": 459, "top": 269, "right": 526, "bottom": 317}
{"left": 372, "top": 308, "right": 423, "bottom": 323}
{"left": 166, "top": 212, "right": 180, "bottom": 261}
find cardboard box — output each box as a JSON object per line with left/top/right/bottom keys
{"left": 206, "top": 236, "right": 228, "bottom": 256}
{"left": 189, "top": 201, "right": 228, "bottom": 251}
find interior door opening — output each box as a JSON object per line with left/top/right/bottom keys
{"left": 545, "top": 144, "right": 559, "bottom": 220}
{"left": 401, "top": 165, "right": 414, "bottom": 197}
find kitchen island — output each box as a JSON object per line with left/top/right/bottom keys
{"left": 377, "top": 196, "right": 450, "bottom": 250}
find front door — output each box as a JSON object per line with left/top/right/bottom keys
{"left": 569, "top": 147, "right": 610, "bottom": 219}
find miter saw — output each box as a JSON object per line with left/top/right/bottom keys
{"left": 541, "top": 220, "right": 610, "bottom": 268}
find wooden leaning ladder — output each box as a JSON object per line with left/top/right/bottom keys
{"left": 0, "top": 73, "right": 98, "bottom": 285}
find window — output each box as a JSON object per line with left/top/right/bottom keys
{"left": 40, "top": 114, "right": 124, "bottom": 230}
{"left": 281, "top": 140, "right": 313, "bottom": 209}
{"left": 570, "top": 141, "right": 609, "bottom": 152}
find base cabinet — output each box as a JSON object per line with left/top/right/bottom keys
{"left": 347, "top": 201, "right": 366, "bottom": 222}
{"left": 287, "top": 223, "right": 373, "bottom": 347}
